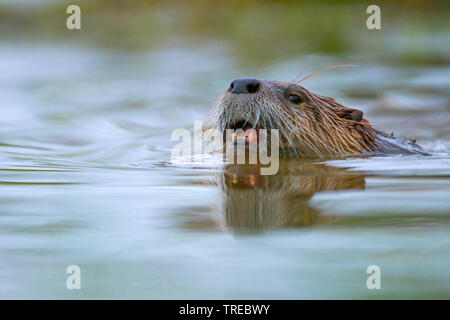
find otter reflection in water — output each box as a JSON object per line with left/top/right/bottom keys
{"left": 210, "top": 161, "right": 365, "bottom": 232}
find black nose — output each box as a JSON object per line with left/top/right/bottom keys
{"left": 229, "top": 78, "right": 260, "bottom": 94}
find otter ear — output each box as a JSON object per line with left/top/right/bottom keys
{"left": 337, "top": 107, "right": 363, "bottom": 122}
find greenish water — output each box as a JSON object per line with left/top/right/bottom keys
{"left": 0, "top": 1, "right": 449, "bottom": 299}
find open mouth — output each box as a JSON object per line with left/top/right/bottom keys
{"left": 227, "top": 120, "right": 260, "bottom": 144}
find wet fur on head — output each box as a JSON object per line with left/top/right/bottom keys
{"left": 207, "top": 79, "right": 384, "bottom": 157}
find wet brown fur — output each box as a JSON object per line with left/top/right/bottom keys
{"left": 298, "top": 88, "right": 383, "bottom": 155}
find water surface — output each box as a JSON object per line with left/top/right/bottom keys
{"left": 0, "top": 1, "right": 449, "bottom": 299}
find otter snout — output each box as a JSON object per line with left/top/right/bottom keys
{"left": 229, "top": 78, "right": 260, "bottom": 94}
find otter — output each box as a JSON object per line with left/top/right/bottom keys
{"left": 207, "top": 78, "right": 428, "bottom": 157}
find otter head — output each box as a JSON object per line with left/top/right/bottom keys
{"left": 208, "top": 78, "right": 380, "bottom": 157}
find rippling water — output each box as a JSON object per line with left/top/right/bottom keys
{"left": 0, "top": 37, "right": 449, "bottom": 299}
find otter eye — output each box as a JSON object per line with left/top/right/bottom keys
{"left": 288, "top": 94, "right": 303, "bottom": 104}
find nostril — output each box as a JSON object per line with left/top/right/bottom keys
{"left": 229, "top": 78, "right": 260, "bottom": 94}
{"left": 246, "top": 82, "right": 259, "bottom": 94}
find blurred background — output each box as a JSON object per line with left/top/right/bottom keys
{"left": 0, "top": 0, "right": 449, "bottom": 299}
